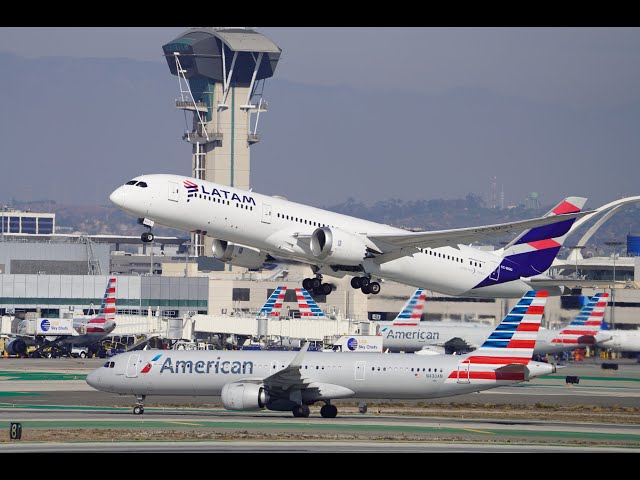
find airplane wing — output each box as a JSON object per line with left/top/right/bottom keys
{"left": 367, "top": 210, "right": 594, "bottom": 251}
{"left": 237, "top": 342, "right": 312, "bottom": 390}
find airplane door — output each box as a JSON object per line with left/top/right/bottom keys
{"left": 262, "top": 204, "right": 272, "bottom": 224}
{"left": 168, "top": 181, "right": 179, "bottom": 202}
{"left": 126, "top": 354, "right": 141, "bottom": 378}
{"left": 456, "top": 360, "right": 470, "bottom": 384}
{"left": 355, "top": 361, "right": 366, "bottom": 381}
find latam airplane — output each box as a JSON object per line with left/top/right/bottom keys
{"left": 377, "top": 289, "right": 609, "bottom": 356}
{"left": 109, "top": 175, "right": 591, "bottom": 298}
{"left": 4, "top": 277, "right": 117, "bottom": 357}
{"left": 86, "top": 290, "right": 556, "bottom": 418}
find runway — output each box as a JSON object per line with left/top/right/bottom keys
{"left": 0, "top": 356, "right": 639, "bottom": 452}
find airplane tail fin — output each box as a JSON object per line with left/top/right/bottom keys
{"left": 550, "top": 292, "right": 608, "bottom": 347}
{"left": 453, "top": 291, "right": 548, "bottom": 383}
{"left": 97, "top": 277, "right": 117, "bottom": 321}
{"left": 392, "top": 288, "right": 426, "bottom": 326}
{"left": 257, "top": 286, "right": 287, "bottom": 317}
{"left": 499, "top": 197, "right": 587, "bottom": 276}
{"left": 296, "top": 287, "right": 327, "bottom": 318}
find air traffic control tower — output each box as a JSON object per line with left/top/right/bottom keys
{"left": 162, "top": 27, "right": 281, "bottom": 257}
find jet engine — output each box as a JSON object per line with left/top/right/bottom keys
{"left": 4, "top": 338, "right": 27, "bottom": 356}
{"left": 221, "top": 382, "right": 270, "bottom": 410}
{"left": 309, "top": 227, "right": 373, "bottom": 266}
{"left": 212, "top": 240, "right": 271, "bottom": 270}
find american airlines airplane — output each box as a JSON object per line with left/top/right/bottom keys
{"left": 86, "top": 290, "right": 556, "bottom": 418}
{"left": 377, "top": 289, "right": 609, "bottom": 356}
{"left": 4, "top": 277, "right": 117, "bottom": 357}
{"left": 375, "top": 288, "right": 492, "bottom": 354}
{"left": 109, "top": 175, "right": 591, "bottom": 298}
{"left": 595, "top": 325, "right": 640, "bottom": 353}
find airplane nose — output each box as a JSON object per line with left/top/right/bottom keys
{"left": 109, "top": 187, "right": 127, "bottom": 209}
{"left": 86, "top": 369, "right": 101, "bottom": 390}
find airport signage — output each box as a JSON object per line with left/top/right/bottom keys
{"left": 36, "top": 318, "right": 75, "bottom": 335}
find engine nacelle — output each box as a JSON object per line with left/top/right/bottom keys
{"left": 4, "top": 338, "right": 27, "bottom": 356}
{"left": 212, "top": 240, "right": 271, "bottom": 270}
{"left": 221, "top": 382, "right": 270, "bottom": 410}
{"left": 309, "top": 227, "right": 371, "bottom": 266}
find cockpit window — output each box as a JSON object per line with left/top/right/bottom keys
{"left": 103, "top": 361, "right": 110, "bottom": 367}
{"left": 126, "top": 180, "right": 137, "bottom": 185}
{"left": 103, "top": 361, "right": 115, "bottom": 368}
{"left": 137, "top": 181, "right": 148, "bottom": 188}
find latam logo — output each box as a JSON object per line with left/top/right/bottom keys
{"left": 40, "top": 319, "right": 51, "bottom": 332}
{"left": 347, "top": 337, "right": 358, "bottom": 351}
{"left": 140, "top": 354, "right": 164, "bottom": 374}
{"left": 183, "top": 180, "right": 257, "bottom": 206}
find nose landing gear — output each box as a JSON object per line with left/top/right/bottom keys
{"left": 138, "top": 218, "right": 155, "bottom": 243}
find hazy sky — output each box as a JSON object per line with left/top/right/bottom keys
{"left": 1, "top": 27, "right": 639, "bottom": 209}
{"left": 2, "top": 27, "right": 639, "bottom": 109}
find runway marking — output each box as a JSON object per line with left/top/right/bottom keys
{"left": 463, "top": 428, "right": 494, "bottom": 434}
{"left": 170, "top": 422, "right": 204, "bottom": 426}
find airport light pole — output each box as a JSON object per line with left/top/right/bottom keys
{"left": 605, "top": 240, "right": 624, "bottom": 329}
{"left": 1, "top": 205, "right": 7, "bottom": 242}
{"left": 184, "top": 241, "right": 192, "bottom": 278}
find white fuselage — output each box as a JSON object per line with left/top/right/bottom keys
{"left": 376, "top": 322, "right": 593, "bottom": 356}
{"left": 110, "top": 174, "right": 543, "bottom": 298}
{"left": 595, "top": 330, "right": 640, "bottom": 352}
{"left": 86, "top": 349, "right": 553, "bottom": 401}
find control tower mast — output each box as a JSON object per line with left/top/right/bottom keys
{"left": 162, "top": 27, "right": 281, "bottom": 257}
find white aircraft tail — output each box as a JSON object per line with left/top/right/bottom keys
{"left": 257, "top": 286, "right": 287, "bottom": 317}
{"left": 448, "top": 290, "right": 549, "bottom": 384}
{"left": 392, "top": 288, "right": 426, "bottom": 326}
{"left": 295, "top": 288, "right": 327, "bottom": 318}
{"left": 550, "top": 292, "right": 608, "bottom": 347}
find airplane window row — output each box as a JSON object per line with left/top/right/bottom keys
{"left": 125, "top": 180, "right": 148, "bottom": 188}
{"left": 418, "top": 248, "right": 483, "bottom": 268}
{"left": 276, "top": 212, "right": 332, "bottom": 229}
{"left": 371, "top": 366, "right": 443, "bottom": 373}
{"left": 196, "top": 193, "right": 232, "bottom": 206}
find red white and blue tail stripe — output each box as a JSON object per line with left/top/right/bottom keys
{"left": 296, "top": 288, "right": 326, "bottom": 318}
{"left": 446, "top": 290, "right": 548, "bottom": 384}
{"left": 551, "top": 292, "right": 608, "bottom": 346}
{"left": 258, "top": 286, "right": 287, "bottom": 317}
{"left": 87, "top": 277, "right": 117, "bottom": 333}
{"left": 392, "top": 288, "right": 426, "bottom": 326}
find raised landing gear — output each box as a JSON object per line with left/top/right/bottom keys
{"left": 133, "top": 394, "right": 146, "bottom": 415}
{"left": 302, "top": 275, "right": 333, "bottom": 296}
{"left": 292, "top": 404, "right": 310, "bottom": 418}
{"left": 350, "top": 276, "right": 381, "bottom": 295}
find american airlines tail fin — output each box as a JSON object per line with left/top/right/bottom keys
{"left": 451, "top": 290, "right": 549, "bottom": 383}
{"left": 392, "top": 288, "right": 426, "bottom": 326}
{"left": 258, "top": 286, "right": 287, "bottom": 317}
{"left": 550, "top": 292, "right": 608, "bottom": 347}
{"left": 296, "top": 287, "right": 327, "bottom": 318}
{"left": 97, "top": 277, "right": 117, "bottom": 321}
{"left": 499, "top": 197, "right": 587, "bottom": 276}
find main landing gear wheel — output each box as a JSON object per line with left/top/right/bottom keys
{"left": 141, "top": 231, "right": 154, "bottom": 243}
{"left": 292, "top": 404, "right": 310, "bottom": 418}
{"left": 303, "top": 275, "right": 327, "bottom": 294}
{"left": 351, "top": 276, "right": 380, "bottom": 294}
{"left": 133, "top": 394, "right": 146, "bottom": 415}
{"left": 320, "top": 404, "right": 338, "bottom": 418}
